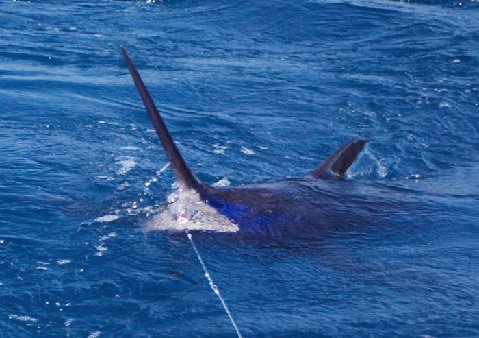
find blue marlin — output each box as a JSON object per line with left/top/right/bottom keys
{"left": 121, "top": 47, "right": 369, "bottom": 235}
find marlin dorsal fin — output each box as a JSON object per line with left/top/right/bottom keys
{"left": 310, "top": 138, "right": 367, "bottom": 179}
{"left": 121, "top": 46, "right": 199, "bottom": 191}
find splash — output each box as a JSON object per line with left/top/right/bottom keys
{"left": 212, "top": 178, "right": 231, "bottom": 187}
{"left": 145, "top": 187, "right": 239, "bottom": 233}
{"left": 347, "top": 147, "right": 388, "bottom": 179}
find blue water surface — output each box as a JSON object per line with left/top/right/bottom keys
{"left": 1, "top": 0, "right": 478, "bottom": 336}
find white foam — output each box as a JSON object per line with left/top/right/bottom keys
{"left": 57, "top": 259, "right": 71, "bottom": 265}
{"left": 120, "top": 146, "right": 140, "bottom": 151}
{"left": 8, "top": 315, "right": 38, "bottom": 323}
{"left": 377, "top": 158, "right": 388, "bottom": 178}
{"left": 405, "top": 173, "right": 422, "bottom": 183}
{"left": 95, "top": 175, "right": 115, "bottom": 181}
{"left": 240, "top": 147, "right": 255, "bottom": 155}
{"left": 157, "top": 162, "right": 170, "bottom": 175}
{"left": 439, "top": 101, "right": 450, "bottom": 108}
{"left": 99, "top": 232, "right": 117, "bottom": 241}
{"left": 95, "top": 215, "right": 120, "bottom": 222}
{"left": 213, "top": 178, "right": 231, "bottom": 187}
{"left": 213, "top": 143, "right": 227, "bottom": 154}
{"left": 88, "top": 332, "right": 101, "bottom": 338}
{"left": 36, "top": 261, "right": 49, "bottom": 270}
{"left": 116, "top": 156, "right": 136, "bottom": 175}
{"left": 117, "top": 182, "right": 130, "bottom": 190}
{"left": 95, "top": 244, "right": 108, "bottom": 252}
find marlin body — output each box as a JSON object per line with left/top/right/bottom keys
{"left": 121, "top": 47, "right": 369, "bottom": 235}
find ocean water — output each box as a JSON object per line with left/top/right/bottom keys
{"left": 1, "top": 0, "right": 479, "bottom": 336}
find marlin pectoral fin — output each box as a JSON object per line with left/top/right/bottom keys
{"left": 310, "top": 138, "right": 367, "bottom": 179}
{"left": 121, "top": 46, "right": 199, "bottom": 191}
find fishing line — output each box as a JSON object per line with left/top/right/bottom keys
{"left": 186, "top": 232, "right": 243, "bottom": 338}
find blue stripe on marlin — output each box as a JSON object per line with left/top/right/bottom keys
{"left": 121, "top": 46, "right": 367, "bottom": 234}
